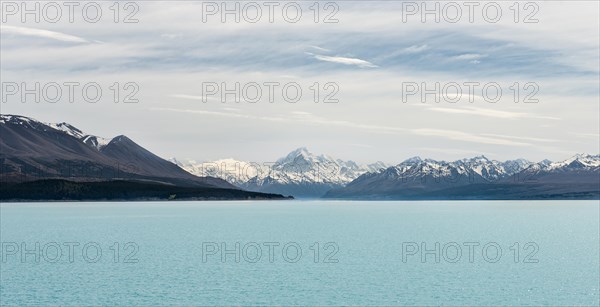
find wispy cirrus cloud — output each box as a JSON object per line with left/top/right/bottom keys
{"left": 155, "top": 107, "right": 407, "bottom": 134}
{"left": 1, "top": 25, "right": 89, "bottom": 43}
{"left": 415, "top": 147, "right": 491, "bottom": 157}
{"left": 452, "top": 53, "right": 487, "bottom": 61}
{"left": 156, "top": 107, "right": 544, "bottom": 147}
{"left": 450, "top": 53, "right": 487, "bottom": 64}
{"left": 573, "top": 133, "right": 600, "bottom": 139}
{"left": 399, "top": 44, "right": 429, "bottom": 54}
{"left": 309, "top": 45, "right": 331, "bottom": 52}
{"left": 480, "top": 133, "right": 557, "bottom": 143}
{"left": 429, "top": 107, "right": 561, "bottom": 120}
{"left": 411, "top": 129, "right": 531, "bottom": 146}
{"left": 171, "top": 94, "right": 217, "bottom": 102}
{"left": 312, "top": 54, "right": 378, "bottom": 68}
{"left": 150, "top": 107, "right": 288, "bottom": 122}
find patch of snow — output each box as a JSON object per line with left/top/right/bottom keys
{"left": 81, "top": 135, "right": 112, "bottom": 151}
{"left": 48, "top": 122, "right": 85, "bottom": 138}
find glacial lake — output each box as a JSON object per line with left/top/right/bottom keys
{"left": 1, "top": 200, "right": 598, "bottom": 306}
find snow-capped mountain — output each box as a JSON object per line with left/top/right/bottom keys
{"left": 515, "top": 154, "right": 600, "bottom": 183}
{"left": 268, "top": 147, "right": 387, "bottom": 185}
{"left": 542, "top": 153, "right": 599, "bottom": 171}
{"left": 170, "top": 147, "right": 389, "bottom": 197}
{"left": 325, "top": 154, "right": 599, "bottom": 199}
{"left": 357, "top": 155, "right": 533, "bottom": 185}
{"left": 499, "top": 158, "right": 533, "bottom": 175}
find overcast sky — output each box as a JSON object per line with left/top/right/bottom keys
{"left": 1, "top": 1, "right": 598, "bottom": 164}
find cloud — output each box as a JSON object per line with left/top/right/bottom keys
{"left": 348, "top": 143, "right": 374, "bottom": 148}
{"left": 572, "top": 133, "right": 600, "bottom": 139}
{"left": 399, "top": 44, "right": 429, "bottom": 54}
{"left": 480, "top": 134, "right": 557, "bottom": 143}
{"left": 170, "top": 94, "right": 217, "bottom": 102}
{"left": 1, "top": 25, "right": 89, "bottom": 43}
{"left": 309, "top": 45, "right": 331, "bottom": 52}
{"left": 452, "top": 53, "right": 487, "bottom": 61}
{"left": 429, "top": 107, "right": 561, "bottom": 120}
{"left": 415, "top": 147, "right": 490, "bottom": 156}
{"left": 313, "top": 54, "right": 378, "bottom": 68}
{"left": 291, "top": 111, "right": 312, "bottom": 116}
{"left": 288, "top": 111, "right": 405, "bottom": 133}
{"left": 411, "top": 129, "right": 531, "bottom": 146}
{"left": 154, "top": 106, "right": 407, "bottom": 134}
{"left": 151, "top": 107, "right": 287, "bottom": 122}
{"left": 376, "top": 44, "right": 429, "bottom": 61}
{"left": 161, "top": 33, "right": 184, "bottom": 39}
{"left": 154, "top": 106, "right": 545, "bottom": 148}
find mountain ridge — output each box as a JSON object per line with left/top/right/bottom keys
{"left": 172, "top": 149, "right": 599, "bottom": 199}
{"left": 0, "top": 114, "right": 235, "bottom": 190}
{"left": 325, "top": 153, "right": 599, "bottom": 199}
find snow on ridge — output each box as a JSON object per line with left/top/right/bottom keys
{"left": 546, "top": 153, "right": 600, "bottom": 170}
{"left": 173, "top": 148, "right": 389, "bottom": 186}
{"left": 47, "top": 122, "right": 85, "bottom": 139}
{"left": 387, "top": 155, "right": 533, "bottom": 180}
{"left": 0, "top": 114, "right": 12, "bottom": 124}
{"left": 176, "top": 150, "right": 596, "bottom": 186}
{"left": 1, "top": 114, "right": 113, "bottom": 151}
{"left": 0, "top": 114, "right": 36, "bottom": 126}
{"left": 46, "top": 121, "right": 113, "bottom": 151}
{"left": 81, "top": 135, "right": 112, "bottom": 151}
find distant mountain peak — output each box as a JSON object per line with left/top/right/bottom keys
{"left": 277, "top": 147, "right": 315, "bottom": 164}
{"left": 402, "top": 156, "right": 423, "bottom": 164}
{"left": 571, "top": 153, "right": 598, "bottom": 160}
{"left": 547, "top": 153, "right": 599, "bottom": 170}
{"left": 468, "top": 155, "right": 489, "bottom": 161}
{"left": 288, "top": 147, "right": 311, "bottom": 157}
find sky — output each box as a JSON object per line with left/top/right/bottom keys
{"left": 1, "top": 1, "right": 599, "bottom": 164}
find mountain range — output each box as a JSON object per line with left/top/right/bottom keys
{"left": 324, "top": 154, "right": 599, "bottom": 199}
{"left": 171, "top": 149, "right": 599, "bottom": 199}
{"left": 2, "top": 114, "right": 598, "bottom": 200}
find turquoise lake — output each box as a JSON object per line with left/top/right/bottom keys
{"left": 1, "top": 201, "right": 598, "bottom": 306}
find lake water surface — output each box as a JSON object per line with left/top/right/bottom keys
{"left": 1, "top": 200, "right": 598, "bottom": 306}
